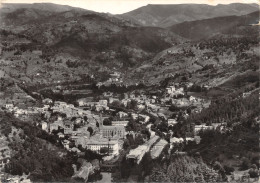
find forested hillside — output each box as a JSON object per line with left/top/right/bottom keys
{"left": 0, "top": 112, "right": 77, "bottom": 181}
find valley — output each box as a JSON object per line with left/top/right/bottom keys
{"left": 0, "top": 2, "right": 259, "bottom": 183}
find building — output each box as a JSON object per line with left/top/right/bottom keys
{"left": 111, "top": 121, "right": 129, "bottom": 127}
{"left": 118, "top": 111, "right": 128, "bottom": 118}
{"left": 127, "top": 135, "right": 159, "bottom": 164}
{"left": 86, "top": 139, "right": 119, "bottom": 155}
{"left": 42, "top": 98, "right": 53, "bottom": 104}
{"left": 194, "top": 125, "right": 214, "bottom": 135}
{"left": 150, "top": 139, "right": 168, "bottom": 159}
{"left": 5, "top": 103, "right": 14, "bottom": 109}
{"left": 100, "top": 125, "right": 126, "bottom": 139}
{"left": 41, "top": 122, "right": 48, "bottom": 131}
{"left": 49, "top": 120, "right": 64, "bottom": 132}
{"left": 139, "top": 114, "right": 150, "bottom": 123}
{"left": 64, "top": 121, "right": 74, "bottom": 135}
{"left": 168, "top": 119, "right": 178, "bottom": 126}
{"left": 99, "top": 100, "right": 108, "bottom": 107}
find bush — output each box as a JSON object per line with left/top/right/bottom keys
{"left": 100, "top": 147, "right": 109, "bottom": 154}
{"left": 103, "top": 118, "right": 112, "bottom": 126}
{"left": 224, "top": 165, "right": 235, "bottom": 175}
{"left": 248, "top": 166, "right": 259, "bottom": 178}
{"left": 240, "top": 157, "right": 250, "bottom": 170}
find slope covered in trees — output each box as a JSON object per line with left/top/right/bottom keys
{"left": 187, "top": 91, "right": 259, "bottom": 125}
{"left": 0, "top": 112, "right": 77, "bottom": 182}
{"left": 148, "top": 154, "right": 221, "bottom": 182}
{"left": 183, "top": 92, "right": 259, "bottom": 175}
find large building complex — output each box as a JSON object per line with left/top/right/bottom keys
{"left": 100, "top": 125, "right": 126, "bottom": 139}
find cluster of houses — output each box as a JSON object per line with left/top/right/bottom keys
{"left": 77, "top": 99, "right": 109, "bottom": 112}
{"left": 4, "top": 103, "right": 45, "bottom": 120}
{"left": 39, "top": 99, "right": 129, "bottom": 156}
{"left": 97, "top": 72, "right": 123, "bottom": 87}
{"left": 1, "top": 80, "right": 219, "bottom": 167}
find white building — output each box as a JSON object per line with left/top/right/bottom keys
{"left": 41, "top": 122, "right": 48, "bottom": 131}
{"left": 168, "top": 119, "right": 178, "bottom": 126}
{"left": 118, "top": 111, "right": 128, "bottom": 118}
{"left": 86, "top": 139, "right": 119, "bottom": 155}
{"left": 100, "top": 125, "right": 126, "bottom": 139}
{"left": 111, "top": 121, "right": 129, "bottom": 127}
{"left": 194, "top": 125, "right": 213, "bottom": 135}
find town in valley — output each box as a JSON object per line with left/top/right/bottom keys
{"left": 0, "top": 1, "right": 259, "bottom": 183}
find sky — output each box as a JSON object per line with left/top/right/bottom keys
{"left": 1, "top": 0, "right": 259, "bottom": 14}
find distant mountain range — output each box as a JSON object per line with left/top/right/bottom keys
{"left": 0, "top": 2, "right": 259, "bottom": 82}
{"left": 0, "top": 3, "right": 89, "bottom": 13}
{"left": 119, "top": 3, "right": 259, "bottom": 27}
{"left": 169, "top": 11, "right": 260, "bottom": 40}
{"left": 0, "top": 2, "right": 183, "bottom": 76}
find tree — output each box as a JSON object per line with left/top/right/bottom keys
{"left": 87, "top": 127, "right": 94, "bottom": 136}
{"left": 123, "top": 139, "right": 130, "bottom": 150}
{"left": 128, "top": 100, "right": 138, "bottom": 110}
{"left": 100, "top": 147, "right": 109, "bottom": 154}
{"left": 169, "top": 104, "right": 179, "bottom": 112}
{"left": 149, "top": 164, "right": 170, "bottom": 182}
{"left": 248, "top": 164, "right": 259, "bottom": 178}
{"left": 103, "top": 118, "right": 111, "bottom": 126}
{"left": 240, "top": 157, "right": 250, "bottom": 170}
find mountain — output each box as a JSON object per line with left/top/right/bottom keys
{"left": 169, "top": 11, "right": 260, "bottom": 40}
{"left": 0, "top": 3, "right": 89, "bottom": 13}
{"left": 119, "top": 3, "right": 259, "bottom": 27}
{"left": 0, "top": 3, "right": 183, "bottom": 85}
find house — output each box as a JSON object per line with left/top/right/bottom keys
{"left": 32, "top": 50, "right": 42, "bottom": 56}
{"left": 166, "top": 86, "right": 176, "bottom": 94}
{"left": 41, "top": 122, "right": 48, "bottom": 131}
{"left": 129, "top": 94, "right": 135, "bottom": 99}
{"left": 62, "top": 140, "right": 70, "bottom": 149}
{"left": 131, "top": 113, "right": 139, "bottom": 120}
{"left": 168, "top": 119, "right": 178, "bottom": 126}
{"left": 170, "top": 137, "right": 184, "bottom": 149}
{"left": 5, "top": 103, "right": 14, "bottom": 109}
{"left": 124, "top": 93, "right": 129, "bottom": 99}
{"left": 42, "top": 98, "right": 53, "bottom": 104}
{"left": 194, "top": 125, "right": 213, "bottom": 135}
{"left": 49, "top": 120, "right": 64, "bottom": 132}
{"left": 103, "top": 92, "right": 113, "bottom": 97}
{"left": 95, "top": 105, "right": 104, "bottom": 112}
{"left": 70, "top": 147, "right": 81, "bottom": 153}
{"left": 64, "top": 121, "right": 74, "bottom": 135}
{"left": 99, "top": 100, "right": 108, "bottom": 107}
{"left": 137, "top": 104, "right": 145, "bottom": 110}
{"left": 109, "top": 97, "right": 119, "bottom": 104}
{"left": 57, "top": 132, "right": 65, "bottom": 138}
{"left": 139, "top": 114, "right": 150, "bottom": 123}
{"left": 110, "top": 72, "right": 120, "bottom": 78}
{"left": 173, "top": 98, "right": 190, "bottom": 107}
{"left": 118, "top": 111, "right": 128, "bottom": 118}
